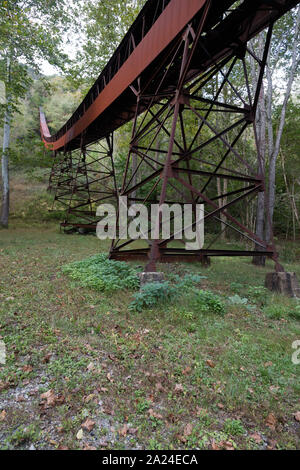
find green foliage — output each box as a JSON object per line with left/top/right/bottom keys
{"left": 192, "top": 290, "right": 226, "bottom": 315}
{"left": 62, "top": 254, "right": 140, "bottom": 292}
{"left": 170, "top": 273, "right": 207, "bottom": 288}
{"left": 129, "top": 281, "right": 177, "bottom": 312}
{"left": 6, "top": 424, "right": 39, "bottom": 446}
{"left": 230, "top": 282, "right": 245, "bottom": 293}
{"left": 247, "top": 286, "right": 269, "bottom": 306}
{"left": 228, "top": 294, "right": 256, "bottom": 312}
{"left": 0, "top": 1, "right": 71, "bottom": 113}
{"left": 263, "top": 304, "right": 287, "bottom": 320}
{"left": 68, "top": 0, "right": 146, "bottom": 88}
{"left": 129, "top": 273, "right": 207, "bottom": 312}
{"left": 228, "top": 294, "right": 250, "bottom": 305}
{"left": 13, "top": 194, "right": 62, "bottom": 223}
{"left": 223, "top": 419, "right": 245, "bottom": 436}
{"left": 288, "top": 303, "right": 300, "bottom": 320}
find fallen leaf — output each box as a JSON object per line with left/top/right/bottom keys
{"left": 87, "top": 362, "right": 95, "bottom": 371}
{"left": 84, "top": 394, "right": 96, "bottom": 403}
{"left": 294, "top": 411, "right": 300, "bottom": 422}
{"left": 42, "top": 353, "right": 52, "bottom": 364}
{"left": 182, "top": 366, "right": 191, "bottom": 375}
{"left": 40, "top": 389, "right": 56, "bottom": 407}
{"left": 76, "top": 429, "right": 83, "bottom": 440}
{"left": 183, "top": 423, "right": 193, "bottom": 437}
{"left": 211, "top": 440, "right": 221, "bottom": 450}
{"left": 119, "top": 424, "right": 128, "bottom": 437}
{"left": 0, "top": 410, "right": 6, "bottom": 421}
{"left": 267, "top": 439, "right": 277, "bottom": 450}
{"left": 22, "top": 365, "right": 33, "bottom": 373}
{"left": 250, "top": 432, "right": 262, "bottom": 444}
{"left": 196, "top": 407, "right": 207, "bottom": 416}
{"left": 223, "top": 441, "right": 234, "bottom": 450}
{"left": 58, "top": 445, "right": 69, "bottom": 450}
{"left": 155, "top": 382, "right": 165, "bottom": 393}
{"left": 222, "top": 441, "right": 235, "bottom": 451}
{"left": 206, "top": 360, "right": 215, "bottom": 368}
{"left": 82, "top": 418, "right": 95, "bottom": 432}
{"left": 16, "top": 395, "right": 25, "bottom": 402}
{"left": 265, "top": 413, "right": 277, "bottom": 430}
{"left": 174, "top": 383, "right": 184, "bottom": 393}
{"left": 148, "top": 409, "right": 163, "bottom": 420}
{"left": 217, "top": 403, "right": 224, "bottom": 409}
{"left": 128, "top": 428, "right": 138, "bottom": 435}
{"left": 107, "top": 372, "right": 114, "bottom": 382}
{"left": 264, "top": 362, "right": 273, "bottom": 368}
{"left": 102, "top": 405, "right": 115, "bottom": 416}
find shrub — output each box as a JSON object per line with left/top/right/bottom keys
{"left": 263, "top": 304, "right": 287, "bottom": 320}
{"left": 247, "top": 286, "right": 269, "bottom": 306}
{"left": 171, "top": 273, "right": 207, "bottom": 289}
{"left": 62, "top": 254, "right": 140, "bottom": 292}
{"left": 223, "top": 419, "right": 245, "bottom": 436}
{"left": 230, "top": 282, "right": 245, "bottom": 293}
{"left": 287, "top": 303, "right": 300, "bottom": 321}
{"left": 129, "top": 281, "right": 177, "bottom": 312}
{"left": 193, "top": 290, "right": 226, "bottom": 315}
{"left": 228, "top": 294, "right": 256, "bottom": 312}
{"left": 228, "top": 294, "right": 249, "bottom": 305}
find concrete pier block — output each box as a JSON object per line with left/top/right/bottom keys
{"left": 265, "top": 272, "right": 300, "bottom": 298}
{"left": 138, "top": 272, "right": 165, "bottom": 287}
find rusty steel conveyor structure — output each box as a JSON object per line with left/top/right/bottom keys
{"left": 40, "top": 0, "right": 300, "bottom": 272}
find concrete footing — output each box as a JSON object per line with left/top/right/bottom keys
{"left": 138, "top": 272, "right": 165, "bottom": 287}
{"left": 265, "top": 272, "right": 300, "bottom": 298}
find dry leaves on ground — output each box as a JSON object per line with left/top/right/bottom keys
{"left": 82, "top": 418, "right": 95, "bottom": 432}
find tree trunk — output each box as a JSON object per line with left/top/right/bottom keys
{"left": 265, "top": 5, "right": 300, "bottom": 242}
{"left": 252, "top": 191, "right": 266, "bottom": 265}
{"left": 0, "top": 99, "right": 11, "bottom": 228}
{"left": 249, "top": 34, "right": 267, "bottom": 266}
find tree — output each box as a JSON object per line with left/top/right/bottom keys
{"left": 68, "top": 0, "right": 146, "bottom": 90}
{"left": 249, "top": 5, "right": 300, "bottom": 263}
{"left": 277, "top": 101, "right": 300, "bottom": 240}
{"left": 0, "top": 0, "right": 71, "bottom": 227}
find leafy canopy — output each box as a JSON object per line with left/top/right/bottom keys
{"left": 0, "top": 0, "right": 72, "bottom": 115}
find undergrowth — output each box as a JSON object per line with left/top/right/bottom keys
{"left": 129, "top": 281, "right": 178, "bottom": 312}
{"left": 61, "top": 254, "right": 140, "bottom": 292}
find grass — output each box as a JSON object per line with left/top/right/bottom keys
{"left": 0, "top": 222, "right": 300, "bottom": 450}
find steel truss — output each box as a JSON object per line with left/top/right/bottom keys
{"left": 48, "top": 134, "right": 117, "bottom": 232}
{"left": 109, "top": 1, "right": 283, "bottom": 272}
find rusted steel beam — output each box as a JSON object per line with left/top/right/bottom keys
{"left": 42, "top": 0, "right": 299, "bottom": 272}
{"left": 40, "top": 1, "right": 300, "bottom": 152}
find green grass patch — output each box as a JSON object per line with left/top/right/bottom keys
{"left": 62, "top": 253, "right": 140, "bottom": 292}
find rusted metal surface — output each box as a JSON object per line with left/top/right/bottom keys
{"left": 42, "top": 0, "right": 300, "bottom": 271}
{"left": 40, "top": 0, "right": 207, "bottom": 151}
{"left": 40, "top": 0, "right": 299, "bottom": 152}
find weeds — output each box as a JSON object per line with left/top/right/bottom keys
{"left": 223, "top": 419, "right": 246, "bottom": 436}
{"left": 129, "top": 281, "right": 177, "bottom": 312}
{"left": 192, "top": 289, "right": 226, "bottom": 315}
{"left": 62, "top": 254, "right": 140, "bottom": 292}
{"left": 1, "top": 224, "right": 300, "bottom": 450}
